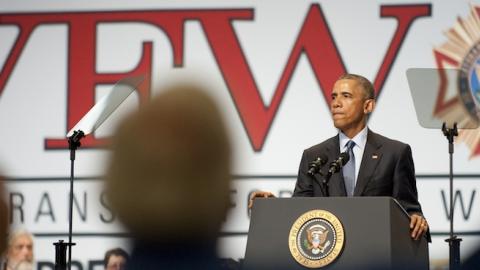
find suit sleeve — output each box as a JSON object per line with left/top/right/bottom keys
{"left": 293, "top": 151, "right": 315, "bottom": 197}
{"left": 392, "top": 144, "right": 423, "bottom": 214}
{"left": 392, "top": 144, "right": 431, "bottom": 242}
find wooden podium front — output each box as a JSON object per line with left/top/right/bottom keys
{"left": 243, "top": 197, "right": 429, "bottom": 270}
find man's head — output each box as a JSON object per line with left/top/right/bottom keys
{"left": 6, "top": 230, "right": 34, "bottom": 267}
{"left": 105, "top": 83, "right": 231, "bottom": 242}
{"left": 330, "top": 74, "right": 375, "bottom": 137}
{"left": 104, "top": 248, "right": 129, "bottom": 270}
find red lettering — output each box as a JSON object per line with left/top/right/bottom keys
{"left": 45, "top": 13, "right": 155, "bottom": 149}
{"left": 0, "top": 11, "right": 192, "bottom": 148}
{"left": 375, "top": 4, "right": 431, "bottom": 96}
{"left": 202, "top": 4, "right": 431, "bottom": 151}
{"left": 0, "top": 5, "right": 431, "bottom": 151}
{"left": 0, "top": 15, "right": 37, "bottom": 99}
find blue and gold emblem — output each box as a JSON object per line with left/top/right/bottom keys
{"left": 288, "top": 210, "right": 344, "bottom": 268}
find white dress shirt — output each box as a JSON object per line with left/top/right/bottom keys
{"left": 338, "top": 126, "right": 368, "bottom": 185}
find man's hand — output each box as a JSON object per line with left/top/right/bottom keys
{"left": 410, "top": 213, "right": 428, "bottom": 240}
{"left": 248, "top": 191, "right": 276, "bottom": 209}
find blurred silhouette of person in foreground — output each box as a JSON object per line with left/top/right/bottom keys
{"left": 462, "top": 247, "right": 480, "bottom": 269}
{"left": 104, "top": 248, "right": 129, "bottom": 270}
{"left": 0, "top": 178, "right": 7, "bottom": 258}
{"left": 3, "top": 230, "right": 34, "bottom": 270}
{"left": 105, "top": 83, "right": 232, "bottom": 270}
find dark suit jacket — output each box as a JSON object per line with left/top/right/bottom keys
{"left": 293, "top": 129, "right": 423, "bottom": 215}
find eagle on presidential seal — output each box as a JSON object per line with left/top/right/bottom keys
{"left": 304, "top": 224, "right": 331, "bottom": 255}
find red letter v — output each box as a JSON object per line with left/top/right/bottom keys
{"left": 202, "top": 4, "right": 430, "bottom": 151}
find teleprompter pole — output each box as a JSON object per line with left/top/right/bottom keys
{"left": 65, "top": 130, "right": 84, "bottom": 270}
{"left": 442, "top": 122, "right": 461, "bottom": 270}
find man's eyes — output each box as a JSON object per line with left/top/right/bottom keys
{"left": 14, "top": 245, "right": 32, "bottom": 249}
{"left": 331, "top": 93, "right": 352, "bottom": 99}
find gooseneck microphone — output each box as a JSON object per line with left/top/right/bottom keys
{"left": 307, "top": 155, "right": 328, "bottom": 176}
{"left": 328, "top": 152, "right": 350, "bottom": 175}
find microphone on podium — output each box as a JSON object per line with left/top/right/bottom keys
{"left": 328, "top": 152, "right": 350, "bottom": 175}
{"left": 308, "top": 155, "right": 328, "bottom": 176}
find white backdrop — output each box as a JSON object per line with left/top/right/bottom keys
{"left": 0, "top": 1, "right": 479, "bottom": 269}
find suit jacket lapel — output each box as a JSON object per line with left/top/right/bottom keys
{"left": 324, "top": 135, "right": 346, "bottom": 196}
{"left": 354, "top": 130, "right": 383, "bottom": 196}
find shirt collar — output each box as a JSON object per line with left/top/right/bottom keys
{"left": 339, "top": 126, "right": 368, "bottom": 151}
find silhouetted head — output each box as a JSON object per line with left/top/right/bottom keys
{"left": 105, "top": 83, "right": 231, "bottom": 242}
{"left": 0, "top": 178, "right": 7, "bottom": 254}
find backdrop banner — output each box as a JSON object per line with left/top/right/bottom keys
{"left": 0, "top": 1, "right": 479, "bottom": 269}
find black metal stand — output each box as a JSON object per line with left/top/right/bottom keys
{"left": 308, "top": 159, "right": 330, "bottom": 197}
{"left": 65, "top": 130, "right": 84, "bottom": 270}
{"left": 442, "top": 122, "right": 462, "bottom": 270}
{"left": 320, "top": 153, "right": 350, "bottom": 197}
{"left": 54, "top": 240, "right": 69, "bottom": 270}
{"left": 321, "top": 172, "right": 331, "bottom": 197}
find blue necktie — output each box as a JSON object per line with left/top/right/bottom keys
{"left": 343, "top": 140, "right": 356, "bottom": 196}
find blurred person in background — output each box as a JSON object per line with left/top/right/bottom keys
{"left": 2, "top": 230, "right": 34, "bottom": 270}
{"left": 105, "top": 83, "right": 232, "bottom": 270}
{"left": 104, "top": 248, "right": 129, "bottom": 270}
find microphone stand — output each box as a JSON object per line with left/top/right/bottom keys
{"left": 309, "top": 158, "right": 330, "bottom": 197}
{"left": 442, "top": 122, "right": 461, "bottom": 270}
{"left": 63, "top": 130, "right": 84, "bottom": 270}
{"left": 311, "top": 170, "right": 331, "bottom": 197}
{"left": 321, "top": 172, "right": 332, "bottom": 197}
{"left": 320, "top": 152, "right": 350, "bottom": 197}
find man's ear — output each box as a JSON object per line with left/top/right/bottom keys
{"left": 364, "top": 99, "right": 375, "bottom": 114}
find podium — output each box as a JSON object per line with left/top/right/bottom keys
{"left": 243, "top": 197, "right": 429, "bottom": 270}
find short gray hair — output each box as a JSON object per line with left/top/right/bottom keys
{"left": 338, "top": 73, "right": 375, "bottom": 100}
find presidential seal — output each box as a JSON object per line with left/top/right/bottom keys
{"left": 288, "top": 210, "right": 344, "bottom": 268}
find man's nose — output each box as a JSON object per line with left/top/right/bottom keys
{"left": 331, "top": 99, "right": 341, "bottom": 108}
{"left": 20, "top": 252, "right": 28, "bottom": 259}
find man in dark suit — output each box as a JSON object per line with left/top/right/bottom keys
{"left": 294, "top": 129, "right": 422, "bottom": 213}
{"left": 250, "top": 73, "right": 429, "bottom": 241}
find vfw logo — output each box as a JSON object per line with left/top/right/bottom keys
{"left": 434, "top": 4, "right": 480, "bottom": 158}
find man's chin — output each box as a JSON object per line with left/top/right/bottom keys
{"left": 333, "top": 121, "right": 346, "bottom": 130}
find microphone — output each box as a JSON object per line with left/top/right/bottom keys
{"left": 307, "top": 155, "right": 328, "bottom": 176}
{"left": 328, "top": 152, "right": 350, "bottom": 175}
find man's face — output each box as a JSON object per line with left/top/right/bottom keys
{"left": 330, "top": 79, "right": 374, "bottom": 134}
{"left": 8, "top": 235, "right": 33, "bottom": 263}
{"left": 106, "top": 255, "right": 127, "bottom": 270}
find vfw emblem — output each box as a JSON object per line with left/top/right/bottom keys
{"left": 434, "top": 4, "right": 480, "bottom": 157}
